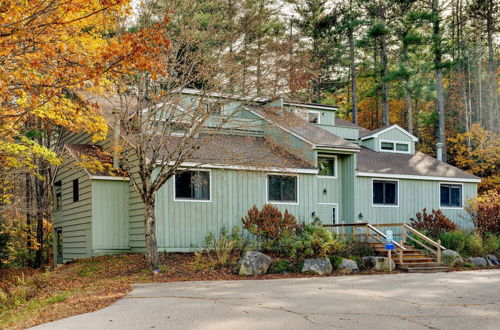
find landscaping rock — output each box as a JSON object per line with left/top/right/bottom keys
{"left": 302, "top": 258, "right": 333, "bottom": 275}
{"left": 338, "top": 258, "right": 359, "bottom": 274}
{"left": 465, "top": 257, "right": 488, "bottom": 268}
{"left": 486, "top": 255, "right": 499, "bottom": 266}
{"left": 238, "top": 251, "right": 272, "bottom": 275}
{"left": 363, "top": 256, "right": 396, "bottom": 271}
{"left": 442, "top": 250, "right": 463, "bottom": 267}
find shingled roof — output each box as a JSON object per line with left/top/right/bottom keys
{"left": 64, "top": 144, "right": 128, "bottom": 177}
{"left": 357, "top": 147, "right": 479, "bottom": 180}
{"left": 153, "top": 134, "right": 316, "bottom": 170}
{"left": 248, "top": 106, "right": 360, "bottom": 151}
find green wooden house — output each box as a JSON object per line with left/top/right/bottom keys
{"left": 52, "top": 90, "right": 480, "bottom": 263}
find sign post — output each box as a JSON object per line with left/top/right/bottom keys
{"left": 385, "top": 230, "right": 394, "bottom": 271}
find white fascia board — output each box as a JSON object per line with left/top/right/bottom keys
{"left": 360, "top": 124, "right": 418, "bottom": 142}
{"left": 314, "top": 145, "right": 360, "bottom": 153}
{"left": 158, "top": 161, "right": 319, "bottom": 174}
{"left": 284, "top": 102, "right": 338, "bottom": 111}
{"left": 90, "top": 176, "right": 130, "bottom": 181}
{"left": 356, "top": 172, "right": 481, "bottom": 183}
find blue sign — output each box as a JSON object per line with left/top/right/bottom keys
{"left": 385, "top": 243, "right": 395, "bottom": 250}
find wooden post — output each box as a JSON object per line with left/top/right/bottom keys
{"left": 402, "top": 225, "right": 407, "bottom": 245}
{"left": 365, "top": 225, "right": 369, "bottom": 243}
{"left": 399, "top": 248, "right": 403, "bottom": 265}
{"left": 437, "top": 239, "right": 442, "bottom": 263}
{"left": 388, "top": 250, "right": 392, "bottom": 271}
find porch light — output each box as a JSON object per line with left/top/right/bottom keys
{"left": 323, "top": 188, "right": 327, "bottom": 194}
{"left": 358, "top": 213, "right": 363, "bottom": 220}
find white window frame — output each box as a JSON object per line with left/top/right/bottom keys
{"left": 173, "top": 169, "right": 212, "bottom": 203}
{"left": 379, "top": 139, "right": 411, "bottom": 154}
{"left": 317, "top": 202, "right": 339, "bottom": 224}
{"left": 317, "top": 154, "right": 338, "bottom": 179}
{"left": 439, "top": 182, "right": 464, "bottom": 209}
{"left": 307, "top": 110, "right": 321, "bottom": 124}
{"left": 371, "top": 178, "right": 399, "bottom": 208}
{"left": 266, "top": 173, "right": 299, "bottom": 205}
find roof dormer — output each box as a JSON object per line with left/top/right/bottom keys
{"left": 359, "top": 125, "right": 418, "bottom": 154}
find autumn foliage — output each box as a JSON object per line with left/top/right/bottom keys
{"left": 241, "top": 204, "right": 298, "bottom": 241}
{"left": 466, "top": 190, "right": 500, "bottom": 234}
{"left": 410, "top": 208, "right": 457, "bottom": 238}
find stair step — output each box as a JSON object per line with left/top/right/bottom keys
{"left": 398, "top": 262, "right": 442, "bottom": 268}
{"left": 402, "top": 267, "right": 450, "bottom": 273}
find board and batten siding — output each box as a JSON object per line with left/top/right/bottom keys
{"left": 91, "top": 179, "right": 130, "bottom": 253}
{"left": 361, "top": 128, "right": 416, "bottom": 153}
{"left": 354, "top": 176, "right": 477, "bottom": 228}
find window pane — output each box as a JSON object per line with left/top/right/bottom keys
{"left": 175, "top": 172, "right": 193, "bottom": 198}
{"left": 450, "top": 186, "right": 461, "bottom": 207}
{"left": 318, "top": 157, "right": 334, "bottom": 176}
{"left": 332, "top": 208, "right": 336, "bottom": 224}
{"left": 268, "top": 175, "right": 282, "bottom": 201}
{"left": 281, "top": 176, "right": 297, "bottom": 202}
{"left": 385, "top": 182, "right": 397, "bottom": 204}
{"left": 72, "top": 179, "right": 79, "bottom": 202}
{"left": 373, "top": 181, "right": 384, "bottom": 204}
{"left": 193, "top": 172, "right": 210, "bottom": 200}
{"left": 308, "top": 112, "right": 319, "bottom": 123}
{"left": 440, "top": 185, "right": 450, "bottom": 206}
{"left": 396, "top": 143, "right": 409, "bottom": 152}
{"left": 381, "top": 142, "right": 394, "bottom": 150}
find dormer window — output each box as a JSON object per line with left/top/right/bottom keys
{"left": 379, "top": 140, "right": 410, "bottom": 154}
{"left": 307, "top": 111, "right": 320, "bottom": 124}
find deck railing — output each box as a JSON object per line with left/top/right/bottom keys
{"left": 324, "top": 222, "right": 445, "bottom": 264}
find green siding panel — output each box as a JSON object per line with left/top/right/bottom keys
{"left": 92, "top": 180, "right": 129, "bottom": 250}
{"left": 354, "top": 177, "right": 476, "bottom": 228}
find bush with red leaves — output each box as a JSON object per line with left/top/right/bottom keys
{"left": 241, "top": 204, "right": 298, "bottom": 241}
{"left": 466, "top": 190, "right": 500, "bottom": 235}
{"left": 410, "top": 208, "right": 457, "bottom": 238}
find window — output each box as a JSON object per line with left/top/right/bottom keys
{"left": 175, "top": 170, "right": 210, "bottom": 201}
{"left": 318, "top": 156, "right": 336, "bottom": 177}
{"left": 202, "top": 100, "right": 222, "bottom": 115}
{"left": 440, "top": 184, "right": 462, "bottom": 208}
{"left": 268, "top": 175, "right": 297, "bottom": 203}
{"left": 54, "top": 181, "right": 62, "bottom": 210}
{"left": 72, "top": 179, "right": 79, "bottom": 202}
{"left": 373, "top": 180, "right": 398, "bottom": 206}
{"left": 307, "top": 111, "right": 320, "bottom": 124}
{"left": 379, "top": 140, "right": 410, "bottom": 154}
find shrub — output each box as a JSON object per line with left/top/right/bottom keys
{"left": 410, "top": 208, "right": 457, "bottom": 238}
{"left": 439, "top": 230, "right": 484, "bottom": 257}
{"left": 342, "top": 242, "right": 375, "bottom": 258}
{"left": 203, "top": 226, "right": 251, "bottom": 268}
{"left": 269, "top": 259, "right": 294, "bottom": 273}
{"left": 241, "top": 204, "right": 298, "bottom": 241}
{"left": 328, "top": 255, "right": 343, "bottom": 271}
{"left": 276, "top": 223, "right": 345, "bottom": 260}
{"left": 482, "top": 233, "right": 500, "bottom": 255}
{"left": 466, "top": 190, "right": 500, "bottom": 234}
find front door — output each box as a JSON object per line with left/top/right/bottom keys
{"left": 317, "top": 203, "right": 338, "bottom": 225}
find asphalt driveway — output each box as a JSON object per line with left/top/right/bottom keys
{"left": 32, "top": 269, "right": 500, "bottom": 330}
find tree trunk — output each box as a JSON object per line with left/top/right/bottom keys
{"left": 486, "top": 0, "right": 498, "bottom": 133}
{"left": 477, "top": 45, "right": 483, "bottom": 126}
{"left": 349, "top": 26, "right": 358, "bottom": 124}
{"left": 380, "top": 33, "right": 389, "bottom": 127}
{"left": 34, "top": 175, "right": 45, "bottom": 268}
{"left": 433, "top": 0, "right": 446, "bottom": 162}
{"left": 144, "top": 197, "right": 159, "bottom": 269}
{"left": 403, "top": 45, "right": 413, "bottom": 134}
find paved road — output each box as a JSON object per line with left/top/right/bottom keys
{"left": 33, "top": 269, "right": 500, "bottom": 330}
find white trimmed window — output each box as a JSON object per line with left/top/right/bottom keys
{"left": 379, "top": 140, "right": 411, "bottom": 154}
{"left": 267, "top": 175, "right": 297, "bottom": 203}
{"left": 440, "top": 184, "right": 462, "bottom": 208}
{"left": 174, "top": 170, "right": 210, "bottom": 201}
{"left": 307, "top": 111, "right": 320, "bottom": 124}
{"left": 318, "top": 156, "right": 336, "bottom": 177}
{"left": 373, "top": 180, "right": 398, "bottom": 206}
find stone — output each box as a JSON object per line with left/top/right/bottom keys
{"left": 238, "top": 251, "right": 272, "bottom": 275}
{"left": 485, "top": 255, "right": 499, "bottom": 266}
{"left": 465, "top": 257, "right": 488, "bottom": 268}
{"left": 302, "top": 258, "right": 333, "bottom": 275}
{"left": 338, "top": 258, "right": 359, "bottom": 274}
{"left": 363, "top": 256, "right": 396, "bottom": 271}
{"left": 442, "top": 250, "right": 464, "bottom": 267}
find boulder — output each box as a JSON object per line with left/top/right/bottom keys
{"left": 465, "top": 257, "right": 488, "bottom": 268}
{"left": 486, "top": 255, "right": 499, "bottom": 266}
{"left": 442, "top": 250, "right": 463, "bottom": 267}
{"left": 363, "top": 256, "right": 396, "bottom": 271}
{"left": 302, "top": 258, "right": 333, "bottom": 275}
{"left": 238, "top": 251, "right": 272, "bottom": 275}
{"left": 338, "top": 258, "right": 359, "bottom": 274}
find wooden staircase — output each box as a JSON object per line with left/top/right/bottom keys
{"left": 371, "top": 242, "right": 449, "bottom": 273}
{"left": 325, "top": 222, "right": 450, "bottom": 273}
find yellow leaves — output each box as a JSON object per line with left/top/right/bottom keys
{"left": 0, "top": 137, "right": 61, "bottom": 171}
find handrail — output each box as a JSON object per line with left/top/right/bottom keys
{"left": 323, "top": 223, "right": 368, "bottom": 227}
{"left": 403, "top": 224, "right": 446, "bottom": 250}
{"left": 367, "top": 224, "right": 407, "bottom": 251}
